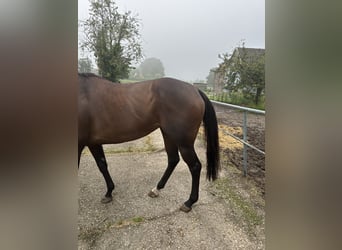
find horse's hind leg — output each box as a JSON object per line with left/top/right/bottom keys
{"left": 179, "top": 145, "right": 202, "bottom": 212}
{"left": 88, "top": 145, "right": 115, "bottom": 204}
{"left": 148, "top": 132, "right": 180, "bottom": 198}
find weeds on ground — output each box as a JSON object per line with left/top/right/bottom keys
{"left": 79, "top": 216, "right": 145, "bottom": 247}
{"left": 209, "top": 154, "right": 265, "bottom": 236}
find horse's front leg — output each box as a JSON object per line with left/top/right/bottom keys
{"left": 148, "top": 133, "right": 180, "bottom": 198}
{"left": 89, "top": 145, "right": 115, "bottom": 203}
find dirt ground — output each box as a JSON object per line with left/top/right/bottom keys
{"left": 78, "top": 127, "right": 265, "bottom": 249}
{"left": 212, "top": 103, "right": 265, "bottom": 195}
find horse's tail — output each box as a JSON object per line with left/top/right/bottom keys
{"left": 198, "top": 90, "right": 220, "bottom": 181}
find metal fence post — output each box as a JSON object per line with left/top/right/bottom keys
{"left": 209, "top": 100, "right": 265, "bottom": 177}
{"left": 243, "top": 111, "right": 248, "bottom": 176}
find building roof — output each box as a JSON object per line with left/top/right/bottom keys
{"left": 232, "top": 47, "right": 265, "bottom": 62}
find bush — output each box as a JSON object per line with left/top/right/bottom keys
{"left": 205, "top": 91, "right": 265, "bottom": 110}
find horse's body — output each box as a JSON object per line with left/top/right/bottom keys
{"left": 78, "top": 73, "right": 219, "bottom": 212}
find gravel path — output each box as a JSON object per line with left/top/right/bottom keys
{"left": 78, "top": 129, "right": 265, "bottom": 249}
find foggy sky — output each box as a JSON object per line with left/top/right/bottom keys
{"left": 78, "top": 0, "right": 265, "bottom": 81}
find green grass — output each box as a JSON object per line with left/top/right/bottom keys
{"left": 132, "top": 216, "right": 144, "bottom": 223}
{"left": 213, "top": 177, "right": 263, "bottom": 228}
{"left": 120, "top": 79, "right": 140, "bottom": 83}
{"left": 207, "top": 92, "right": 265, "bottom": 110}
{"left": 79, "top": 216, "right": 145, "bottom": 246}
{"left": 208, "top": 153, "right": 264, "bottom": 234}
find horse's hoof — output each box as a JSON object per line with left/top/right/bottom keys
{"left": 100, "top": 196, "right": 113, "bottom": 204}
{"left": 148, "top": 187, "right": 159, "bottom": 198}
{"left": 148, "top": 190, "right": 158, "bottom": 198}
{"left": 180, "top": 204, "right": 192, "bottom": 213}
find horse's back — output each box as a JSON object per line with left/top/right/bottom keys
{"left": 78, "top": 75, "right": 205, "bottom": 145}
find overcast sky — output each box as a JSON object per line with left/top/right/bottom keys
{"left": 78, "top": 0, "right": 264, "bottom": 81}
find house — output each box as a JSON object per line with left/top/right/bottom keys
{"left": 210, "top": 47, "right": 265, "bottom": 93}
{"left": 231, "top": 47, "right": 265, "bottom": 64}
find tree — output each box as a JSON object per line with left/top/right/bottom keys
{"left": 219, "top": 45, "right": 265, "bottom": 105}
{"left": 78, "top": 57, "right": 93, "bottom": 73}
{"left": 80, "top": 0, "right": 143, "bottom": 82}
{"left": 128, "top": 67, "right": 140, "bottom": 80}
{"left": 139, "top": 57, "right": 165, "bottom": 79}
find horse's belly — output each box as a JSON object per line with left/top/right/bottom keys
{"left": 90, "top": 121, "right": 160, "bottom": 144}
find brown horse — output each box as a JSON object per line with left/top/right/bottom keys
{"left": 78, "top": 73, "right": 219, "bottom": 212}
